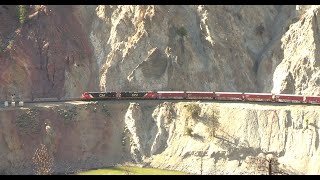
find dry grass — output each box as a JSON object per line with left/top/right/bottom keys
{"left": 32, "top": 144, "right": 54, "bottom": 175}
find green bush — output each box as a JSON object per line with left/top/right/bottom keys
{"left": 185, "top": 127, "right": 193, "bottom": 136}
{"left": 177, "top": 26, "right": 187, "bottom": 37}
{"left": 18, "top": 5, "right": 28, "bottom": 25}
{"left": 0, "top": 38, "right": 3, "bottom": 52}
{"left": 186, "top": 103, "right": 201, "bottom": 119}
{"left": 255, "top": 23, "right": 264, "bottom": 36}
{"left": 7, "top": 40, "right": 14, "bottom": 50}
{"left": 205, "top": 107, "right": 220, "bottom": 138}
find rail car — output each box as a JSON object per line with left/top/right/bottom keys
{"left": 243, "top": 93, "right": 274, "bottom": 102}
{"left": 185, "top": 91, "right": 214, "bottom": 99}
{"left": 305, "top": 95, "right": 320, "bottom": 104}
{"left": 120, "top": 91, "right": 158, "bottom": 99}
{"left": 157, "top": 91, "right": 185, "bottom": 99}
{"left": 80, "top": 91, "right": 320, "bottom": 105}
{"left": 275, "top": 94, "right": 305, "bottom": 103}
{"left": 215, "top": 92, "right": 244, "bottom": 101}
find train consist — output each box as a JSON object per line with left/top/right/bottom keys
{"left": 80, "top": 91, "right": 320, "bottom": 104}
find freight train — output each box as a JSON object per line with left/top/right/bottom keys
{"left": 80, "top": 91, "right": 320, "bottom": 104}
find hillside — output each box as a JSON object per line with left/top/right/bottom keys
{"left": 0, "top": 5, "right": 320, "bottom": 174}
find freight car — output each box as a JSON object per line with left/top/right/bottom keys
{"left": 305, "top": 95, "right": 320, "bottom": 104}
{"left": 274, "top": 94, "right": 305, "bottom": 103}
{"left": 243, "top": 93, "right": 274, "bottom": 102}
{"left": 215, "top": 92, "right": 244, "bottom": 101}
{"left": 185, "top": 91, "right": 214, "bottom": 99}
{"left": 157, "top": 91, "right": 186, "bottom": 99}
{"left": 119, "top": 91, "right": 158, "bottom": 99}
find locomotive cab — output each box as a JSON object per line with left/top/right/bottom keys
{"left": 81, "top": 92, "right": 93, "bottom": 99}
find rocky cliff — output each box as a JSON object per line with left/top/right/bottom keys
{"left": 1, "top": 5, "right": 320, "bottom": 98}
{"left": 0, "top": 100, "right": 319, "bottom": 175}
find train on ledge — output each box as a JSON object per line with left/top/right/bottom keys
{"left": 80, "top": 91, "right": 320, "bottom": 104}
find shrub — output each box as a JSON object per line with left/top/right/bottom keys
{"left": 255, "top": 23, "right": 265, "bottom": 36}
{"left": 34, "top": 5, "right": 41, "bottom": 12}
{"left": 18, "top": 5, "right": 28, "bottom": 25}
{"left": 186, "top": 103, "right": 201, "bottom": 119}
{"left": 185, "top": 127, "right": 193, "bottom": 136}
{"left": 0, "top": 38, "right": 3, "bottom": 52}
{"left": 205, "top": 107, "right": 220, "bottom": 138}
{"left": 32, "top": 144, "right": 53, "bottom": 175}
{"left": 177, "top": 26, "right": 187, "bottom": 37}
{"left": 7, "top": 40, "right": 14, "bottom": 50}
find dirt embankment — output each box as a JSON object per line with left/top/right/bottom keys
{"left": 0, "top": 5, "right": 96, "bottom": 100}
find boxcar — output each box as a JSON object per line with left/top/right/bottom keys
{"left": 275, "top": 94, "right": 305, "bottom": 103}
{"left": 157, "top": 91, "right": 186, "bottom": 99}
{"left": 215, "top": 92, "right": 244, "bottom": 101}
{"left": 243, "top": 93, "right": 274, "bottom": 102}
{"left": 185, "top": 91, "right": 214, "bottom": 99}
{"left": 305, "top": 96, "right": 320, "bottom": 104}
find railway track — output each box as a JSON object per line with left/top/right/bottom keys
{"left": 0, "top": 98, "right": 315, "bottom": 109}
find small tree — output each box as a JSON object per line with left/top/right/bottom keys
{"left": 0, "top": 38, "right": 3, "bottom": 52}
{"left": 205, "top": 107, "right": 220, "bottom": 138}
{"left": 185, "top": 127, "right": 193, "bottom": 136}
{"left": 186, "top": 103, "right": 201, "bottom": 119}
{"left": 244, "top": 153, "right": 288, "bottom": 175}
{"left": 7, "top": 40, "right": 14, "bottom": 50}
{"left": 32, "top": 143, "right": 54, "bottom": 175}
{"left": 18, "top": 5, "right": 28, "bottom": 25}
{"left": 255, "top": 23, "right": 265, "bottom": 36}
{"left": 177, "top": 26, "right": 187, "bottom": 37}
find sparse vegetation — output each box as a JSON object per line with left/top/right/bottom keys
{"left": 185, "top": 127, "right": 193, "bottom": 136}
{"left": 183, "top": 103, "right": 200, "bottom": 136}
{"left": 18, "top": 5, "right": 28, "bottom": 25}
{"left": 101, "top": 104, "right": 111, "bottom": 116}
{"left": 57, "top": 106, "right": 78, "bottom": 124}
{"left": 0, "top": 38, "right": 4, "bottom": 52}
{"left": 16, "top": 108, "right": 41, "bottom": 135}
{"left": 32, "top": 143, "right": 53, "bottom": 175}
{"left": 177, "top": 26, "right": 187, "bottom": 37}
{"left": 34, "top": 5, "right": 41, "bottom": 12}
{"left": 255, "top": 23, "right": 265, "bottom": 36}
{"left": 244, "top": 153, "right": 288, "bottom": 175}
{"left": 204, "top": 107, "right": 220, "bottom": 138}
{"left": 185, "top": 103, "right": 201, "bottom": 119}
{"left": 7, "top": 40, "right": 14, "bottom": 50}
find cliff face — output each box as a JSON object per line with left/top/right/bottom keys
{"left": 89, "top": 5, "right": 292, "bottom": 93}
{"left": 0, "top": 5, "right": 96, "bottom": 100}
{"left": 272, "top": 6, "right": 320, "bottom": 95}
{"left": 2, "top": 5, "right": 319, "bottom": 98}
{"left": 0, "top": 101, "right": 320, "bottom": 175}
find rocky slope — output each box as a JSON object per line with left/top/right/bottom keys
{"left": 0, "top": 100, "right": 320, "bottom": 175}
